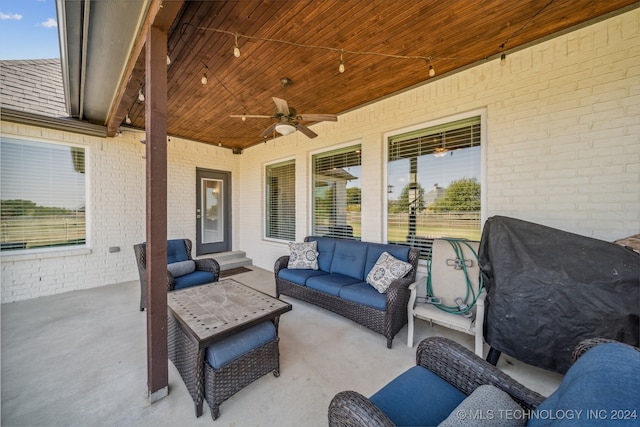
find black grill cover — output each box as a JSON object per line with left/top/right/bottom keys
{"left": 479, "top": 216, "right": 639, "bottom": 373}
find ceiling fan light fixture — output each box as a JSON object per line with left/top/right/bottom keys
{"left": 275, "top": 123, "right": 296, "bottom": 136}
{"left": 433, "top": 147, "right": 449, "bottom": 157}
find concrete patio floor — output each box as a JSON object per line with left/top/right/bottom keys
{"left": 1, "top": 267, "right": 562, "bottom": 426}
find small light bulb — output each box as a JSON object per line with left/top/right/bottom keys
{"left": 339, "top": 61, "right": 345, "bottom": 73}
{"left": 500, "top": 53, "right": 506, "bottom": 66}
{"left": 428, "top": 65, "right": 435, "bottom": 77}
{"left": 242, "top": 114, "right": 246, "bottom": 122}
{"left": 166, "top": 55, "right": 171, "bottom": 65}
{"left": 201, "top": 73, "right": 208, "bottom": 85}
{"left": 125, "top": 114, "right": 131, "bottom": 124}
{"left": 138, "top": 89, "right": 144, "bottom": 102}
{"left": 233, "top": 46, "right": 240, "bottom": 58}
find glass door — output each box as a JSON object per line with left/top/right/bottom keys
{"left": 196, "top": 169, "right": 231, "bottom": 254}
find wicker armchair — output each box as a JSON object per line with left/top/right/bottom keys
{"left": 329, "top": 337, "right": 640, "bottom": 426}
{"left": 134, "top": 238, "right": 220, "bottom": 311}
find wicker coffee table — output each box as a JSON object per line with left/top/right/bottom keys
{"left": 167, "top": 278, "right": 292, "bottom": 417}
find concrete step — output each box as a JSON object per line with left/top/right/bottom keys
{"left": 205, "top": 250, "right": 253, "bottom": 271}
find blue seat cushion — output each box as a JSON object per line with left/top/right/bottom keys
{"left": 206, "top": 321, "right": 276, "bottom": 369}
{"left": 173, "top": 270, "right": 214, "bottom": 290}
{"left": 278, "top": 268, "right": 328, "bottom": 286}
{"left": 339, "top": 282, "right": 387, "bottom": 310}
{"left": 364, "top": 243, "right": 410, "bottom": 278}
{"left": 330, "top": 240, "right": 368, "bottom": 280}
{"left": 528, "top": 342, "right": 640, "bottom": 426}
{"left": 306, "top": 273, "right": 362, "bottom": 296}
{"left": 369, "top": 365, "right": 466, "bottom": 426}
{"left": 307, "top": 236, "right": 336, "bottom": 272}
{"left": 167, "top": 239, "right": 189, "bottom": 264}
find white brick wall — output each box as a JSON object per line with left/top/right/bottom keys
{"left": 2, "top": 9, "right": 638, "bottom": 302}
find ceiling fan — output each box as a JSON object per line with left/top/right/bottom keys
{"left": 231, "top": 78, "right": 337, "bottom": 139}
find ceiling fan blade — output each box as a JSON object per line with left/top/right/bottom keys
{"left": 297, "top": 113, "right": 338, "bottom": 122}
{"left": 295, "top": 123, "right": 318, "bottom": 138}
{"left": 230, "top": 114, "right": 273, "bottom": 119}
{"left": 260, "top": 123, "right": 278, "bottom": 138}
{"left": 272, "top": 97, "right": 290, "bottom": 116}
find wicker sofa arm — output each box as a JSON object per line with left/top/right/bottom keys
{"left": 328, "top": 390, "right": 395, "bottom": 427}
{"left": 416, "top": 337, "right": 545, "bottom": 410}
{"left": 194, "top": 258, "right": 220, "bottom": 281}
{"left": 274, "top": 255, "right": 290, "bottom": 276}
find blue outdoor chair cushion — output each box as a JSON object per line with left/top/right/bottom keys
{"left": 306, "top": 273, "right": 362, "bottom": 296}
{"left": 369, "top": 365, "right": 467, "bottom": 426}
{"left": 339, "top": 282, "right": 387, "bottom": 310}
{"left": 278, "top": 268, "right": 328, "bottom": 286}
{"left": 206, "top": 321, "right": 276, "bottom": 369}
{"left": 173, "top": 270, "right": 214, "bottom": 290}
{"left": 167, "top": 239, "right": 189, "bottom": 264}
{"left": 527, "top": 342, "right": 640, "bottom": 426}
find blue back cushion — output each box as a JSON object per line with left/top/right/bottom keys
{"left": 167, "top": 239, "right": 189, "bottom": 264}
{"left": 307, "top": 236, "right": 336, "bottom": 272}
{"left": 330, "top": 240, "right": 368, "bottom": 280}
{"left": 528, "top": 342, "right": 640, "bottom": 426}
{"left": 364, "top": 243, "right": 411, "bottom": 278}
{"left": 370, "top": 365, "right": 466, "bottom": 426}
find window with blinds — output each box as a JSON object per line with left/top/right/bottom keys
{"left": 265, "top": 159, "right": 296, "bottom": 241}
{"left": 387, "top": 116, "right": 481, "bottom": 258}
{"left": 312, "top": 145, "right": 361, "bottom": 240}
{"left": 1, "top": 137, "right": 86, "bottom": 251}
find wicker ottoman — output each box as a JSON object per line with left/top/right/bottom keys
{"left": 203, "top": 322, "right": 281, "bottom": 420}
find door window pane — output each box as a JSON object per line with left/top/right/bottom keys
{"left": 1, "top": 137, "right": 86, "bottom": 251}
{"left": 312, "top": 146, "right": 361, "bottom": 239}
{"left": 387, "top": 117, "right": 481, "bottom": 258}
{"left": 201, "top": 178, "right": 223, "bottom": 244}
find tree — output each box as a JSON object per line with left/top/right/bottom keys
{"left": 430, "top": 178, "right": 480, "bottom": 212}
{"left": 390, "top": 183, "right": 425, "bottom": 213}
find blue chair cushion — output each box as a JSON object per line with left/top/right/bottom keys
{"left": 173, "top": 271, "right": 214, "bottom": 290}
{"left": 369, "top": 365, "right": 466, "bottom": 426}
{"left": 306, "top": 273, "right": 362, "bottom": 296}
{"left": 527, "top": 342, "right": 640, "bottom": 426}
{"left": 330, "top": 240, "right": 368, "bottom": 280}
{"left": 206, "top": 321, "right": 276, "bottom": 369}
{"left": 339, "top": 282, "right": 387, "bottom": 310}
{"left": 167, "top": 239, "right": 189, "bottom": 264}
{"left": 307, "top": 236, "right": 337, "bottom": 272}
{"left": 278, "top": 268, "right": 328, "bottom": 286}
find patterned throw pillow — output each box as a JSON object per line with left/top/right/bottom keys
{"left": 287, "top": 241, "right": 319, "bottom": 270}
{"left": 366, "top": 251, "right": 413, "bottom": 293}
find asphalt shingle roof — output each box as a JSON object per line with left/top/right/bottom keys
{"left": 0, "top": 59, "right": 68, "bottom": 118}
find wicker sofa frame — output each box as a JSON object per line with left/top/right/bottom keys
{"left": 274, "top": 237, "right": 420, "bottom": 348}
{"left": 133, "top": 238, "right": 220, "bottom": 311}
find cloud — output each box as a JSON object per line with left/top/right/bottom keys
{"left": 0, "top": 12, "right": 23, "bottom": 20}
{"left": 41, "top": 18, "right": 57, "bottom": 28}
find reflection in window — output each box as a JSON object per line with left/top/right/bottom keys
{"left": 387, "top": 116, "right": 481, "bottom": 258}
{"left": 265, "top": 160, "right": 295, "bottom": 241}
{"left": 312, "top": 146, "right": 361, "bottom": 240}
{"left": 1, "top": 137, "right": 86, "bottom": 251}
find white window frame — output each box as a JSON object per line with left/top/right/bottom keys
{"left": 264, "top": 157, "right": 296, "bottom": 242}
{"left": 383, "top": 109, "right": 487, "bottom": 253}
{"left": 0, "top": 134, "right": 90, "bottom": 256}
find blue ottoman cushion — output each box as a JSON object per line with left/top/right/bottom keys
{"left": 369, "top": 365, "right": 466, "bottom": 426}
{"left": 206, "top": 321, "right": 276, "bottom": 369}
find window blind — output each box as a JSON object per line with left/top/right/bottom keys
{"left": 1, "top": 137, "right": 86, "bottom": 251}
{"left": 387, "top": 117, "right": 481, "bottom": 258}
{"left": 265, "top": 160, "right": 296, "bottom": 241}
{"left": 312, "top": 145, "right": 361, "bottom": 239}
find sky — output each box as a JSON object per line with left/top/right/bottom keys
{"left": 0, "top": 0, "right": 60, "bottom": 60}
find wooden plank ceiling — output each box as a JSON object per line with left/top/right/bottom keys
{"left": 114, "top": 0, "right": 636, "bottom": 151}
